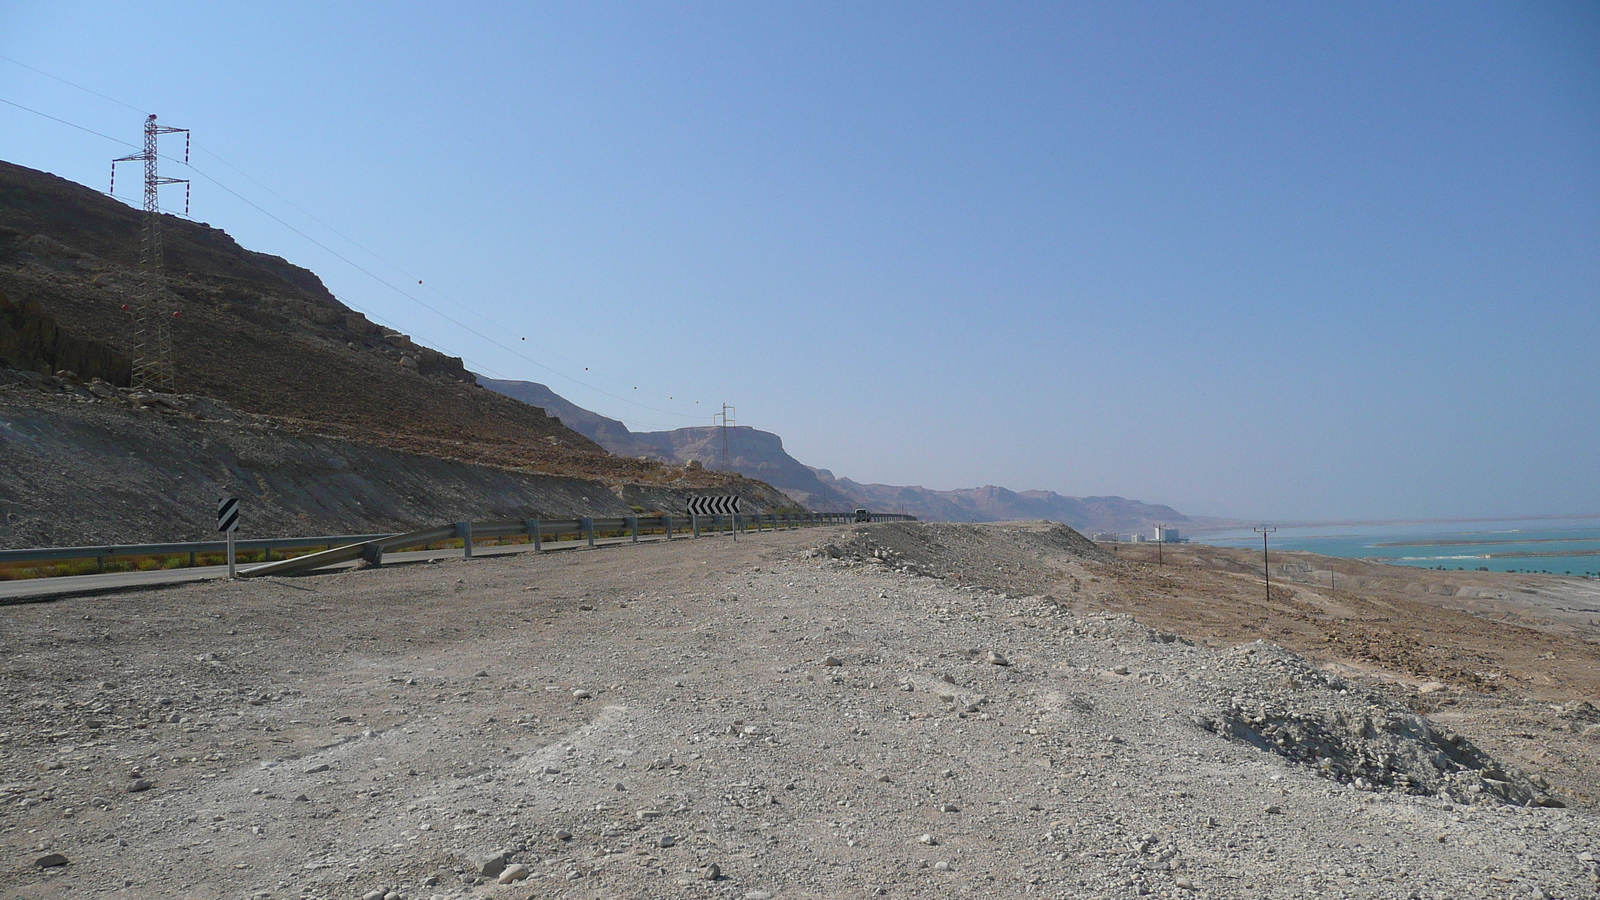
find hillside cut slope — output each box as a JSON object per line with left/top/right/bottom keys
{"left": 0, "top": 381, "right": 799, "bottom": 548}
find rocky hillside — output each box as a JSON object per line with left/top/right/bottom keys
{"left": 481, "top": 377, "right": 1191, "bottom": 531}
{"left": 475, "top": 377, "right": 661, "bottom": 459}
{"left": 0, "top": 159, "right": 709, "bottom": 484}
{"left": 0, "top": 373, "right": 798, "bottom": 549}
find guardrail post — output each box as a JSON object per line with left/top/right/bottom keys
{"left": 628, "top": 516, "right": 639, "bottom": 543}
{"left": 361, "top": 542, "right": 384, "bottom": 567}
{"left": 525, "top": 519, "right": 541, "bottom": 551}
{"left": 582, "top": 517, "right": 595, "bottom": 548}
{"left": 663, "top": 514, "right": 673, "bottom": 540}
{"left": 456, "top": 521, "right": 473, "bottom": 558}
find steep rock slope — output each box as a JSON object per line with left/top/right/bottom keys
{"left": 0, "top": 160, "right": 637, "bottom": 479}
{"left": 476, "top": 377, "right": 658, "bottom": 459}
{"left": 479, "top": 378, "right": 859, "bottom": 509}
{"left": 625, "top": 425, "right": 861, "bottom": 510}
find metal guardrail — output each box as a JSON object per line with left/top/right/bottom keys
{"left": 0, "top": 534, "right": 390, "bottom": 569}
{"left": 240, "top": 511, "right": 918, "bottom": 578}
{"left": 0, "top": 512, "right": 917, "bottom": 579}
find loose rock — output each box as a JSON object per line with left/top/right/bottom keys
{"left": 497, "top": 863, "right": 530, "bottom": 883}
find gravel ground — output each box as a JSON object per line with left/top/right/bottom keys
{"left": 2, "top": 524, "right": 1597, "bottom": 900}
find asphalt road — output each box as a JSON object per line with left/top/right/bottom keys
{"left": 0, "top": 529, "right": 772, "bottom": 603}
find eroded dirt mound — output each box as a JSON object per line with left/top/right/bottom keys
{"left": 1200, "top": 642, "right": 1552, "bottom": 806}
{"left": 811, "top": 520, "right": 1111, "bottom": 591}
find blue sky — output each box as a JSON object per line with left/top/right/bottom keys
{"left": 2, "top": 2, "right": 1596, "bottom": 520}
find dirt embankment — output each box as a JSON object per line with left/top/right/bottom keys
{"left": 1, "top": 524, "right": 1597, "bottom": 900}
{"left": 813, "top": 524, "right": 1600, "bottom": 808}
{"left": 0, "top": 380, "right": 797, "bottom": 549}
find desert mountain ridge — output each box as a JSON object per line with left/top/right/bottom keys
{"left": 0, "top": 155, "right": 1189, "bottom": 536}
{"left": 480, "top": 376, "right": 1190, "bottom": 532}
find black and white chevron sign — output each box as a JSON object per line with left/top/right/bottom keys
{"left": 686, "top": 495, "right": 740, "bottom": 516}
{"left": 216, "top": 497, "right": 240, "bottom": 533}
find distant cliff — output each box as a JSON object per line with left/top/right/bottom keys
{"left": 623, "top": 426, "right": 860, "bottom": 511}
{"left": 480, "top": 377, "right": 1191, "bottom": 532}
{"left": 810, "top": 472, "right": 1189, "bottom": 531}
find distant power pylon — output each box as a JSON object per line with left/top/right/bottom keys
{"left": 714, "top": 404, "right": 736, "bottom": 471}
{"left": 1254, "top": 525, "right": 1277, "bottom": 601}
{"left": 111, "top": 114, "right": 189, "bottom": 391}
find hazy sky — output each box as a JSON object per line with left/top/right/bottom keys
{"left": 2, "top": 2, "right": 1596, "bottom": 520}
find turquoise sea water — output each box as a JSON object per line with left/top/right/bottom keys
{"left": 1194, "top": 517, "right": 1600, "bottom": 577}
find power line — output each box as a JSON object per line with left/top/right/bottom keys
{"left": 0, "top": 96, "right": 482, "bottom": 376}
{"left": 2, "top": 94, "right": 604, "bottom": 407}
{"left": 177, "top": 158, "right": 711, "bottom": 423}
{"left": 0, "top": 54, "right": 147, "bottom": 114}
{"left": 175, "top": 158, "right": 704, "bottom": 421}
{"left": 0, "top": 96, "right": 136, "bottom": 148}
{"left": 187, "top": 143, "right": 688, "bottom": 413}
{"left": 1, "top": 83, "right": 715, "bottom": 426}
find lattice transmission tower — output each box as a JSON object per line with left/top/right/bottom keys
{"left": 111, "top": 114, "right": 189, "bottom": 391}
{"left": 714, "top": 403, "right": 736, "bottom": 471}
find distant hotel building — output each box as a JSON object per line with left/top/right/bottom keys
{"left": 1154, "top": 526, "right": 1181, "bottom": 543}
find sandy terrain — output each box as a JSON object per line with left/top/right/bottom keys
{"left": 2, "top": 523, "right": 1598, "bottom": 900}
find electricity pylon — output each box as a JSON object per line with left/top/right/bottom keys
{"left": 714, "top": 404, "right": 736, "bottom": 471}
{"left": 112, "top": 114, "right": 189, "bottom": 391}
